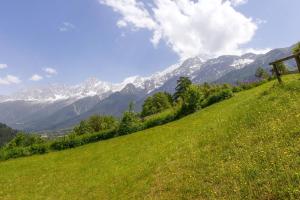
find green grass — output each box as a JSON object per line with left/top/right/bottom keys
{"left": 1, "top": 75, "right": 300, "bottom": 199}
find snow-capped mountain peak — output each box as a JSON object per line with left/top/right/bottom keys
{"left": 0, "top": 53, "right": 259, "bottom": 103}
{"left": 230, "top": 58, "right": 254, "bottom": 69}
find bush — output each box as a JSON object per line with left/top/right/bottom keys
{"left": 141, "top": 92, "right": 173, "bottom": 117}
{"left": 88, "top": 115, "right": 118, "bottom": 132}
{"left": 255, "top": 67, "right": 270, "bottom": 79}
{"left": 73, "top": 115, "right": 118, "bottom": 136}
{"left": 202, "top": 89, "right": 233, "bottom": 107}
{"left": 50, "top": 136, "right": 82, "bottom": 150}
{"left": 29, "top": 144, "right": 48, "bottom": 154}
{"left": 179, "top": 85, "right": 204, "bottom": 116}
{"left": 142, "top": 108, "right": 178, "bottom": 129}
{"left": 73, "top": 120, "right": 93, "bottom": 136}
{"left": 50, "top": 129, "right": 116, "bottom": 151}
{"left": 232, "top": 86, "right": 243, "bottom": 93}
{"left": 118, "top": 111, "right": 142, "bottom": 135}
{"left": 6, "top": 133, "right": 45, "bottom": 149}
{"left": 0, "top": 147, "right": 31, "bottom": 160}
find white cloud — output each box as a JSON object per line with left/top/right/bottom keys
{"left": 99, "top": 0, "right": 157, "bottom": 30}
{"left": 243, "top": 48, "right": 271, "bottom": 55}
{"left": 30, "top": 74, "right": 43, "bottom": 81}
{"left": 43, "top": 67, "right": 57, "bottom": 77}
{"left": 0, "top": 64, "right": 8, "bottom": 69}
{"left": 100, "top": 0, "right": 260, "bottom": 60}
{"left": 0, "top": 75, "right": 21, "bottom": 85}
{"left": 59, "top": 22, "right": 75, "bottom": 32}
{"left": 229, "top": 0, "right": 248, "bottom": 6}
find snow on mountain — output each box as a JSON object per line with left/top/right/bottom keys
{"left": 230, "top": 58, "right": 254, "bottom": 69}
{"left": 0, "top": 54, "right": 256, "bottom": 103}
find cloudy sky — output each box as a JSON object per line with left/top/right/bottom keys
{"left": 0, "top": 0, "right": 299, "bottom": 94}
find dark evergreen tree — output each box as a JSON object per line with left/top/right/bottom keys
{"left": 173, "top": 77, "right": 192, "bottom": 102}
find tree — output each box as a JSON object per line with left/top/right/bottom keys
{"left": 255, "top": 67, "right": 269, "bottom": 79}
{"left": 180, "top": 85, "right": 204, "bottom": 116}
{"left": 173, "top": 77, "right": 192, "bottom": 102}
{"left": 276, "top": 62, "right": 288, "bottom": 75}
{"left": 87, "top": 115, "right": 118, "bottom": 133}
{"left": 6, "top": 133, "right": 44, "bottom": 149}
{"left": 128, "top": 101, "right": 135, "bottom": 113}
{"left": 292, "top": 42, "right": 300, "bottom": 54}
{"left": 141, "top": 92, "right": 173, "bottom": 117}
{"left": 118, "top": 102, "right": 142, "bottom": 135}
{"left": 73, "top": 120, "right": 93, "bottom": 135}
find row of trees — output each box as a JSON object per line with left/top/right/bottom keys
{"left": 71, "top": 76, "right": 234, "bottom": 136}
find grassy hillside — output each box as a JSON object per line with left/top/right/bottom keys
{"left": 1, "top": 75, "right": 300, "bottom": 199}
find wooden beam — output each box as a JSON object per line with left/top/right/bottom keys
{"left": 295, "top": 55, "right": 300, "bottom": 73}
{"left": 272, "top": 64, "right": 282, "bottom": 84}
{"left": 270, "top": 55, "right": 296, "bottom": 65}
{"left": 269, "top": 52, "right": 300, "bottom": 65}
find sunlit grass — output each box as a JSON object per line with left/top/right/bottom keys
{"left": 0, "top": 74, "right": 300, "bottom": 199}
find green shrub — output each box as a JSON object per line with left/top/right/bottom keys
{"left": 255, "top": 67, "right": 270, "bottom": 79}
{"left": 73, "top": 120, "right": 93, "bottom": 135}
{"left": 141, "top": 92, "right": 173, "bottom": 117}
{"left": 202, "top": 89, "right": 233, "bottom": 107}
{"left": 29, "top": 144, "right": 48, "bottom": 154}
{"left": 179, "top": 85, "right": 204, "bottom": 116}
{"left": 0, "top": 147, "right": 30, "bottom": 160}
{"left": 50, "top": 129, "right": 116, "bottom": 151}
{"left": 232, "top": 86, "right": 243, "bottom": 93}
{"left": 6, "top": 133, "right": 45, "bottom": 149}
{"left": 87, "top": 115, "right": 118, "bottom": 132}
{"left": 50, "top": 136, "right": 82, "bottom": 150}
{"left": 118, "top": 111, "right": 142, "bottom": 135}
{"left": 142, "top": 108, "right": 178, "bottom": 128}
{"left": 74, "top": 115, "right": 118, "bottom": 136}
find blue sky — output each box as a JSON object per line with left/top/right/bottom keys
{"left": 0, "top": 0, "right": 299, "bottom": 94}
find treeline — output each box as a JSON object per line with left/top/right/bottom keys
{"left": 0, "top": 76, "right": 271, "bottom": 161}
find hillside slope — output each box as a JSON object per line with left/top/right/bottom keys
{"left": 0, "top": 123, "right": 17, "bottom": 147}
{"left": 1, "top": 75, "right": 300, "bottom": 199}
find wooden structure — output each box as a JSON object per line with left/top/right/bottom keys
{"left": 269, "top": 52, "right": 300, "bottom": 83}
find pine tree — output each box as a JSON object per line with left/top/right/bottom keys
{"left": 173, "top": 77, "right": 192, "bottom": 101}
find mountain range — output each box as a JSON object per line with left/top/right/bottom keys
{"left": 0, "top": 44, "right": 295, "bottom": 133}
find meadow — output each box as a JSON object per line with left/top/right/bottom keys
{"left": 0, "top": 74, "right": 300, "bottom": 199}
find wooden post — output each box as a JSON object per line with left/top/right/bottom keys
{"left": 295, "top": 55, "right": 300, "bottom": 73}
{"left": 273, "top": 63, "right": 282, "bottom": 84}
